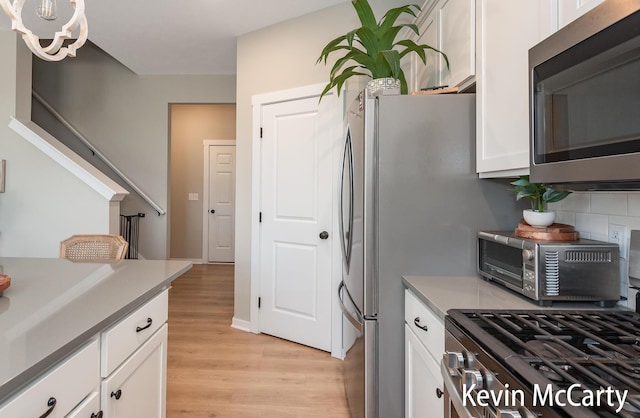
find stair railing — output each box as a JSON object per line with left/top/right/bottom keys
{"left": 32, "top": 90, "right": 166, "bottom": 216}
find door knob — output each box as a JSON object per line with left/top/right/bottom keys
{"left": 210, "top": 209, "right": 215, "bottom": 214}
{"left": 319, "top": 231, "right": 329, "bottom": 239}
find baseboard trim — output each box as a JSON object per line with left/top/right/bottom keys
{"left": 231, "top": 317, "right": 251, "bottom": 333}
{"left": 169, "top": 258, "right": 205, "bottom": 264}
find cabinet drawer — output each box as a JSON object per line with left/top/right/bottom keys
{"left": 101, "top": 289, "right": 168, "bottom": 377}
{"left": 0, "top": 339, "right": 99, "bottom": 418}
{"left": 101, "top": 324, "right": 168, "bottom": 418}
{"left": 404, "top": 289, "right": 444, "bottom": 361}
{"left": 66, "top": 390, "right": 101, "bottom": 418}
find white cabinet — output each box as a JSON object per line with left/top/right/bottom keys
{"left": 100, "top": 290, "right": 169, "bottom": 418}
{"left": 405, "top": 325, "right": 444, "bottom": 418}
{"left": 408, "top": 0, "right": 475, "bottom": 92}
{"left": 412, "top": 3, "right": 439, "bottom": 91}
{"left": 558, "top": 0, "right": 605, "bottom": 28}
{"left": 67, "top": 390, "right": 101, "bottom": 418}
{"left": 438, "top": 0, "right": 475, "bottom": 90}
{"left": 0, "top": 340, "right": 100, "bottom": 418}
{"left": 101, "top": 290, "right": 168, "bottom": 377}
{"left": 0, "top": 289, "right": 170, "bottom": 418}
{"left": 404, "top": 289, "right": 444, "bottom": 418}
{"left": 476, "top": 1, "right": 556, "bottom": 176}
{"left": 101, "top": 325, "right": 167, "bottom": 418}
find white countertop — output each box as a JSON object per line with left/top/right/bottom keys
{"left": 0, "top": 257, "right": 192, "bottom": 402}
{"left": 402, "top": 275, "right": 622, "bottom": 320}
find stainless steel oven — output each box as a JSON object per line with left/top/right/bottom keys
{"left": 529, "top": 0, "right": 640, "bottom": 189}
{"left": 442, "top": 309, "right": 640, "bottom": 418}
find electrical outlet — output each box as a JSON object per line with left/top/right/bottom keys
{"left": 609, "top": 223, "right": 628, "bottom": 259}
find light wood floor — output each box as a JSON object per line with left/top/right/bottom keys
{"left": 166, "top": 263, "right": 351, "bottom": 418}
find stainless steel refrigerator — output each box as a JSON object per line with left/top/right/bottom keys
{"left": 337, "top": 91, "right": 522, "bottom": 418}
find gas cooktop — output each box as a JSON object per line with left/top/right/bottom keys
{"left": 446, "top": 309, "right": 640, "bottom": 417}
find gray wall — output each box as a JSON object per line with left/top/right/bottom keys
{"left": 169, "top": 104, "right": 236, "bottom": 260}
{"left": 31, "top": 43, "right": 236, "bottom": 259}
{"left": 0, "top": 32, "right": 114, "bottom": 257}
{"left": 234, "top": 0, "right": 406, "bottom": 322}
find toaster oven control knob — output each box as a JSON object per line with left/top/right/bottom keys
{"left": 445, "top": 351, "right": 465, "bottom": 369}
{"left": 463, "top": 369, "right": 484, "bottom": 389}
{"left": 522, "top": 249, "right": 535, "bottom": 261}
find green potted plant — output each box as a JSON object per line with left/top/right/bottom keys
{"left": 511, "top": 176, "right": 572, "bottom": 227}
{"left": 317, "top": 0, "right": 448, "bottom": 99}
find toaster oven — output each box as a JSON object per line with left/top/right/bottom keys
{"left": 478, "top": 231, "right": 620, "bottom": 306}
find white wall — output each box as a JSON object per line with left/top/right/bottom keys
{"left": 31, "top": 43, "right": 236, "bottom": 259}
{"left": 234, "top": 0, "right": 407, "bottom": 322}
{"left": 0, "top": 32, "right": 114, "bottom": 257}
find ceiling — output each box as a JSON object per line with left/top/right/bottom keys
{"left": 0, "top": 0, "right": 349, "bottom": 75}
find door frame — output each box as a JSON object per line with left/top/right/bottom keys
{"left": 250, "top": 83, "right": 343, "bottom": 358}
{"left": 202, "top": 139, "right": 236, "bottom": 263}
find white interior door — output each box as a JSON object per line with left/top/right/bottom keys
{"left": 259, "top": 95, "right": 333, "bottom": 351}
{"left": 207, "top": 145, "right": 236, "bottom": 263}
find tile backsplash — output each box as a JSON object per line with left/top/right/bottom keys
{"left": 550, "top": 192, "right": 640, "bottom": 252}
{"left": 549, "top": 191, "right": 640, "bottom": 309}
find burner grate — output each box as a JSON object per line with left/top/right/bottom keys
{"left": 451, "top": 309, "right": 640, "bottom": 417}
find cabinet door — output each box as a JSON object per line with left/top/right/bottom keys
{"left": 558, "top": 0, "right": 604, "bottom": 28}
{"left": 101, "top": 325, "right": 167, "bottom": 418}
{"left": 414, "top": 7, "right": 439, "bottom": 91}
{"left": 476, "top": 1, "right": 555, "bottom": 176}
{"left": 439, "top": 0, "right": 475, "bottom": 89}
{"left": 405, "top": 325, "right": 444, "bottom": 418}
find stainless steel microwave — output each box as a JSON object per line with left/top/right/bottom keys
{"left": 529, "top": 0, "right": 640, "bottom": 189}
{"left": 478, "top": 231, "right": 620, "bottom": 306}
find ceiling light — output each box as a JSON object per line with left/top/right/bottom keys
{"left": 36, "top": 0, "right": 56, "bottom": 21}
{"left": 0, "top": 0, "right": 88, "bottom": 61}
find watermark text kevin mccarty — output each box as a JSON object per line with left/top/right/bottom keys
{"left": 462, "top": 383, "right": 628, "bottom": 413}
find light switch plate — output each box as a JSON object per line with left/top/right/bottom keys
{"left": 188, "top": 193, "right": 199, "bottom": 201}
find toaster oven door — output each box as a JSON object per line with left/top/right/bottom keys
{"left": 478, "top": 239, "right": 524, "bottom": 289}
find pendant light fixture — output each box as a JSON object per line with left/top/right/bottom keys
{"left": 0, "top": 0, "right": 88, "bottom": 61}
{"left": 36, "top": 0, "right": 57, "bottom": 20}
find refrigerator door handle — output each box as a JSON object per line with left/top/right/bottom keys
{"left": 339, "top": 129, "right": 354, "bottom": 272}
{"left": 338, "top": 281, "right": 364, "bottom": 332}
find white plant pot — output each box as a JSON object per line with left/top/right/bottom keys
{"left": 523, "top": 209, "right": 556, "bottom": 228}
{"left": 366, "top": 77, "right": 401, "bottom": 96}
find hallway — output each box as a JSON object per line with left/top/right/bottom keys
{"left": 166, "top": 264, "right": 350, "bottom": 417}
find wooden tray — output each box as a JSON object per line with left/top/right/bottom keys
{"left": 410, "top": 86, "right": 459, "bottom": 95}
{"left": 515, "top": 221, "right": 579, "bottom": 241}
{"left": 0, "top": 274, "right": 10, "bottom": 294}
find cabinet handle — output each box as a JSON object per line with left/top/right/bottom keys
{"left": 38, "top": 397, "right": 56, "bottom": 418}
{"left": 91, "top": 412, "right": 104, "bottom": 418}
{"left": 414, "top": 317, "right": 428, "bottom": 332}
{"left": 136, "top": 317, "right": 153, "bottom": 332}
{"left": 436, "top": 388, "right": 444, "bottom": 399}
{"left": 111, "top": 389, "right": 122, "bottom": 400}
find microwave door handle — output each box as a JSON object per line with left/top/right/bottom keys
{"left": 338, "top": 281, "right": 364, "bottom": 332}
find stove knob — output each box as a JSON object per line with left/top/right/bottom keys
{"left": 463, "top": 369, "right": 484, "bottom": 389}
{"left": 496, "top": 409, "right": 522, "bottom": 418}
{"left": 444, "top": 351, "right": 465, "bottom": 369}
{"left": 498, "top": 408, "right": 541, "bottom": 418}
